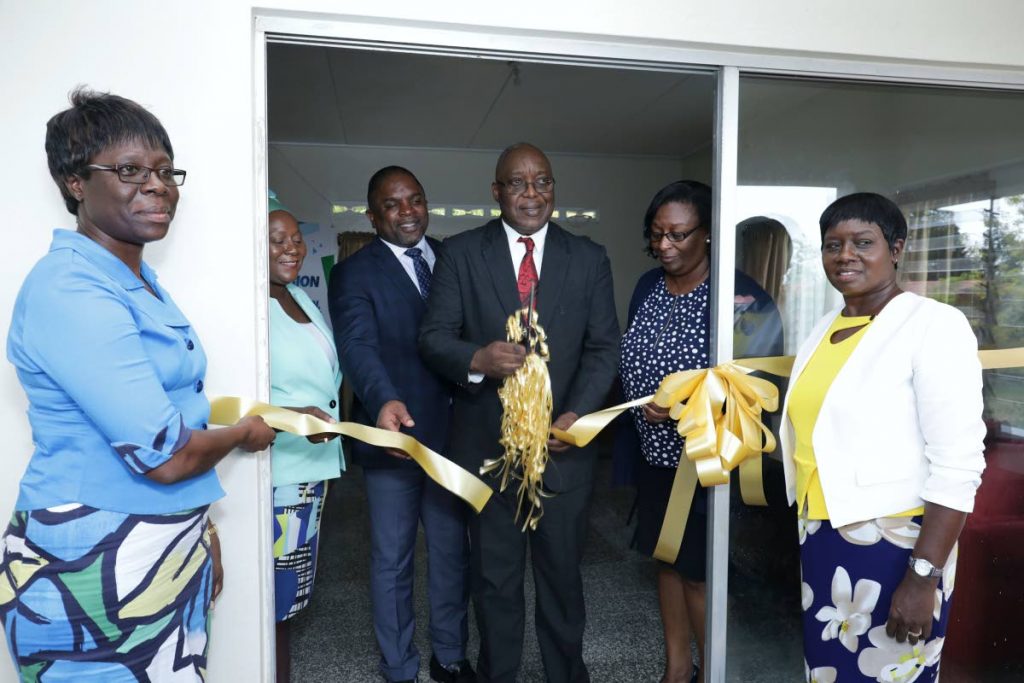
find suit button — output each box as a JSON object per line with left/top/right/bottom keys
{"left": 186, "top": 339, "right": 195, "bottom": 351}
{"left": 329, "top": 400, "right": 337, "bottom": 408}
{"left": 196, "top": 380, "right": 204, "bottom": 393}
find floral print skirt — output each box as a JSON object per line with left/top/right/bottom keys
{"left": 799, "top": 513, "right": 956, "bottom": 683}
{"left": 1, "top": 504, "right": 213, "bottom": 682}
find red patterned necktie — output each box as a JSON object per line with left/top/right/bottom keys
{"left": 517, "top": 236, "right": 538, "bottom": 308}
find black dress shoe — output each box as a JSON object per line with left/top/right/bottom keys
{"left": 429, "top": 654, "right": 476, "bottom": 683}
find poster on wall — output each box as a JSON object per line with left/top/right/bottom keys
{"left": 296, "top": 222, "right": 336, "bottom": 325}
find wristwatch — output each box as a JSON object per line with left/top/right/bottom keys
{"left": 908, "top": 556, "right": 943, "bottom": 579}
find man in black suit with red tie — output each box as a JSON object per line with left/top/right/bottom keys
{"left": 419, "top": 143, "right": 620, "bottom": 683}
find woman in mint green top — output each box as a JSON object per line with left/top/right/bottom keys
{"left": 267, "top": 204, "right": 344, "bottom": 682}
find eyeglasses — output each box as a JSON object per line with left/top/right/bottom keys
{"left": 495, "top": 176, "right": 555, "bottom": 195}
{"left": 83, "top": 163, "right": 187, "bottom": 187}
{"left": 649, "top": 226, "right": 703, "bottom": 243}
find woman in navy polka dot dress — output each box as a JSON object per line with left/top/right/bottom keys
{"left": 619, "top": 180, "right": 783, "bottom": 683}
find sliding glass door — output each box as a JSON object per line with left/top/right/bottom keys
{"left": 723, "top": 74, "right": 1024, "bottom": 682}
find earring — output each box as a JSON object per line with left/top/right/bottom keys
{"left": 705, "top": 238, "right": 711, "bottom": 244}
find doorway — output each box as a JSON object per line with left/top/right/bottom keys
{"left": 258, "top": 24, "right": 1024, "bottom": 683}
{"left": 265, "top": 42, "right": 723, "bottom": 681}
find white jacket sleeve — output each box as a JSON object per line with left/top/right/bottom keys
{"left": 912, "top": 304, "right": 986, "bottom": 512}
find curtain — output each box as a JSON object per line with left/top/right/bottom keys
{"left": 736, "top": 217, "right": 792, "bottom": 301}
{"left": 337, "top": 230, "right": 376, "bottom": 262}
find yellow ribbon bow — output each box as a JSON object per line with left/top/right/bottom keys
{"left": 656, "top": 358, "right": 790, "bottom": 487}
{"left": 208, "top": 397, "right": 493, "bottom": 513}
{"left": 551, "top": 355, "right": 791, "bottom": 563}
{"left": 552, "top": 348, "right": 1024, "bottom": 564}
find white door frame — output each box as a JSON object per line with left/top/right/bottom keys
{"left": 251, "top": 10, "right": 1024, "bottom": 681}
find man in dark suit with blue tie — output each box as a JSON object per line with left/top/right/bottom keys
{"left": 329, "top": 167, "right": 474, "bottom": 683}
{"left": 419, "top": 144, "right": 620, "bottom": 683}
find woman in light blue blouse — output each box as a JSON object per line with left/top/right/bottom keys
{"left": 0, "top": 89, "right": 276, "bottom": 682}
{"left": 265, "top": 198, "right": 345, "bottom": 683}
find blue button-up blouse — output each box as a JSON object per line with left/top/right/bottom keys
{"left": 7, "top": 230, "right": 224, "bottom": 513}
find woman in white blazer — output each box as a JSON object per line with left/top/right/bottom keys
{"left": 780, "top": 193, "right": 985, "bottom": 683}
{"left": 266, "top": 200, "right": 345, "bottom": 682}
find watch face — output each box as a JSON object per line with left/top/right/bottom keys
{"left": 913, "top": 559, "right": 931, "bottom": 575}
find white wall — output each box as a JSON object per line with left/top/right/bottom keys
{"left": 0, "top": 2, "right": 270, "bottom": 681}
{"left": 3, "top": 1, "right": 1024, "bottom": 682}
{"left": 270, "top": 143, "right": 686, "bottom": 324}
{"left": 275, "top": 0, "right": 1024, "bottom": 69}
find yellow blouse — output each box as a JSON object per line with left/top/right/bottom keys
{"left": 787, "top": 314, "right": 925, "bottom": 520}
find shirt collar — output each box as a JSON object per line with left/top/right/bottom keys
{"left": 379, "top": 235, "right": 430, "bottom": 259}
{"left": 50, "top": 229, "right": 157, "bottom": 291}
{"left": 502, "top": 220, "right": 548, "bottom": 252}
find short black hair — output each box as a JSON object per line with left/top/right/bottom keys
{"left": 642, "top": 180, "right": 711, "bottom": 257}
{"left": 45, "top": 87, "right": 174, "bottom": 216}
{"left": 819, "top": 192, "right": 907, "bottom": 249}
{"left": 366, "top": 165, "right": 423, "bottom": 207}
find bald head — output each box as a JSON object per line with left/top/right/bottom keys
{"left": 494, "top": 142, "right": 549, "bottom": 181}
{"left": 491, "top": 142, "right": 555, "bottom": 235}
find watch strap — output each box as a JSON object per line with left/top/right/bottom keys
{"left": 908, "top": 555, "right": 943, "bottom": 578}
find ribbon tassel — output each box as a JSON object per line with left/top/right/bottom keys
{"left": 492, "top": 307, "right": 554, "bottom": 531}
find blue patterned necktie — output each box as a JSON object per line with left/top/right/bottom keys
{"left": 404, "top": 247, "right": 432, "bottom": 301}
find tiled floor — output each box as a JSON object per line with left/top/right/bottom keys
{"left": 289, "top": 460, "right": 805, "bottom": 682}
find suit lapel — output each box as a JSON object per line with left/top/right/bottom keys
{"left": 481, "top": 220, "right": 522, "bottom": 317}
{"left": 370, "top": 238, "right": 425, "bottom": 307}
{"left": 538, "top": 223, "right": 569, "bottom": 329}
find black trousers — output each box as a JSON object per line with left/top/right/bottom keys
{"left": 469, "top": 478, "right": 594, "bottom": 683}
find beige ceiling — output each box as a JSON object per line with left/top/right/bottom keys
{"left": 267, "top": 43, "right": 716, "bottom": 158}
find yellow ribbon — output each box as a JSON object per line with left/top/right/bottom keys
{"left": 978, "top": 348, "right": 1024, "bottom": 369}
{"left": 208, "top": 397, "right": 493, "bottom": 513}
{"left": 650, "top": 361, "right": 782, "bottom": 561}
{"left": 550, "top": 356, "right": 792, "bottom": 450}
{"left": 550, "top": 348, "right": 1024, "bottom": 564}
{"left": 552, "top": 359, "right": 784, "bottom": 563}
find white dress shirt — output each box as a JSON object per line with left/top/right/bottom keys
{"left": 380, "top": 236, "right": 436, "bottom": 296}
{"left": 503, "top": 220, "right": 547, "bottom": 279}
{"left": 467, "top": 221, "right": 550, "bottom": 384}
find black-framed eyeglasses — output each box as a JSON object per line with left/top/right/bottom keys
{"left": 495, "top": 176, "right": 555, "bottom": 195}
{"left": 649, "top": 226, "right": 703, "bottom": 243}
{"left": 83, "top": 163, "right": 187, "bottom": 187}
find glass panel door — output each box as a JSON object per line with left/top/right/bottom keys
{"left": 727, "top": 75, "right": 1024, "bottom": 682}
